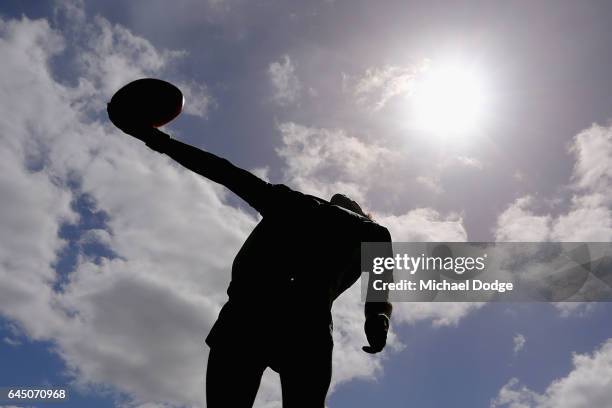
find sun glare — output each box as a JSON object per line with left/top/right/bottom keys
{"left": 412, "top": 62, "right": 487, "bottom": 135}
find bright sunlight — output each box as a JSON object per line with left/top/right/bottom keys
{"left": 412, "top": 62, "right": 487, "bottom": 135}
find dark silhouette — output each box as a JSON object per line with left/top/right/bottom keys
{"left": 108, "top": 105, "right": 393, "bottom": 408}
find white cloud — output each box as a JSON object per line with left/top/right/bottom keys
{"left": 551, "top": 194, "right": 612, "bottom": 242}
{"left": 495, "top": 196, "right": 552, "bottom": 242}
{"left": 570, "top": 124, "right": 612, "bottom": 194}
{"left": 492, "top": 339, "right": 612, "bottom": 408}
{"left": 276, "top": 122, "right": 398, "bottom": 202}
{"left": 268, "top": 55, "right": 302, "bottom": 105}
{"left": 513, "top": 333, "right": 526, "bottom": 355}
{"left": 554, "top": 302, "right": 597, "bottom": 319}
{"left": 175, "top": 80, "right": 216, "bottom": 118}
{"left": 495, "top": 123, "right": 612, "bottom": 243}
{"left": 346, "top": 61, "right": 428, "bottom": 111}
{"left": 0, "top": 405, "right": 34, "bottom": 408}
{"left": 514, "top": 170, "right": 526, "bottom": 182}
{"left": 391, "top": 302, "right": 483, "bottom": 327}
{"left": 492, "top": 378, "right": 542, "bottom": 408}
{"left": 456, "top": 155, "right": 484, "bottom": 170}
{"left": 416, "top": 175, "right": 444, "bottom": 194}
{"left": 250, "top": 166, "right": 270, "bottom": 182}
{"left": 379, "top": 208, "right": 467, "bottom": 242}
{"left": 3, "top": 337, "right": 21, "bottom": 347}
{"left": 495, "top": 193, "right": 612, "bottom": 243}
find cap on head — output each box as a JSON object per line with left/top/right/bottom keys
{"left": 330, "top": 193, "right": 367, "bottom": 217}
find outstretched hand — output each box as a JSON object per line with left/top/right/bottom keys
{"left": 107, "top": 103, "right": 170, "bottom": 151}
{"left": 362, "top": 313, "right": 389, "bottom": 354}
{"left": 107, "top": 102, "right": 147, "bottom": 140}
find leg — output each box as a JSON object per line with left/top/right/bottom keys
{"left": 206, "top": 343, "right": 267, "bottom": 408}
{"left": 278, "top": 339, "right": 333, "bottom": 408}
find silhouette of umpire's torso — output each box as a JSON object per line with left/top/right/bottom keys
{"left": 206, "top": 184, "right": 387, "bottom": 352}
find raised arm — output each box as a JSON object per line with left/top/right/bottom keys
{"left": 108, "top": 102, "right": 271, "bottom": 214}
{"left": 145, "top": 130, "right": 270, "bottom": 213}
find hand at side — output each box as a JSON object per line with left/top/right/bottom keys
{"left": 362, "top": 313, "right": 389, "bottom": 354}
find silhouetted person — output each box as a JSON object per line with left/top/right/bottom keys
{"left": 109, "top": 106, "right": 393, "bottom": 408}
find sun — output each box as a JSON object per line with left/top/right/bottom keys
{"left": 411, "top": 62, "right": 487, "bottom": 135}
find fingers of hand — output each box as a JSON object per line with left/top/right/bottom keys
{"left": 107, "top": 103, "right": 147, "bottom": 138}
{"left": 365, "top": 318, "right": 388, "bottom": 353}
{"left": 362, "top": 345, "right": 383, "bottom": 354}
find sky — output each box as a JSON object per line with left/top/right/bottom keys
{"left": 1, "top": 0, "right": 612, "bottom": 407}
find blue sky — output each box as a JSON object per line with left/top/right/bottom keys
{"left": 1, "top": 1, "right": 612, "bottom": 407}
